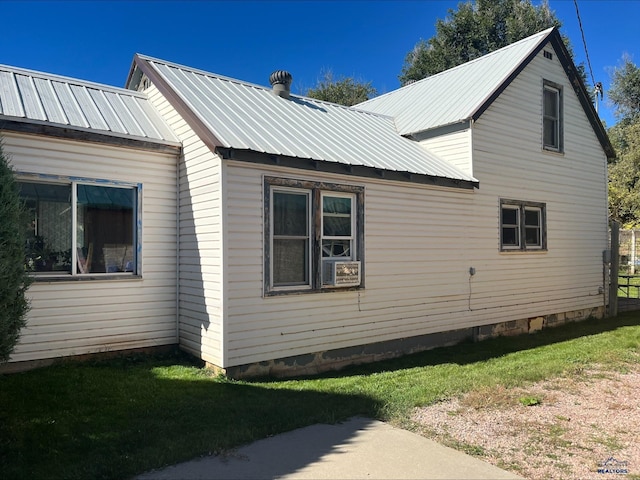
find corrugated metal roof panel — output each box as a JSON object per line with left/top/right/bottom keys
{"left": 138, "top": 55, "right": 477, "bottom": 184}
{"left": 357, "top": 28, "right": 553, "bottom": 135}
{"left": 0, "top": 63, "right": 179, "bottom": 145}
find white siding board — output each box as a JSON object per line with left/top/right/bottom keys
{"left": 419, "top": 129, "right": 472, "bottom": 176}
{"left": 145, "top": 84, "right": 225, "bottom": 367}
{"left": 2, "top": 132, "right": 178, "bottom": 364}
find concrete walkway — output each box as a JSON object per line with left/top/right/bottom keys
{"left": 135, "top": 417, "right": 523, "bottom": 479}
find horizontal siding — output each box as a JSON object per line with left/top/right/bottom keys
{"left": 223, "top": 163, "right": 486, "bottom": 366}
{"left": 220, "top": 45, "right": 608, "bottom": 367}
{"left": 419, "top": 129, "right": 472, "bottom": 177}
{"left": 145, "top": 85, "right": 224, "bottom": 366}
{"left": 2, "top": 132, "right": 178, "bottom": 363}
{"left": 466, "top": 44, "right": 608, "bottom": 326}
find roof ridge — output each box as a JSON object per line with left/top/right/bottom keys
{"left": 135, "top": 53, "right": 396, "bottom": 121}
{"left": 359, "top": 27, "right": 554, "bottom": 106}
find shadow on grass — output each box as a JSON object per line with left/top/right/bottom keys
{"left": 0, "top": 352, "right": 381, "bottom": 480}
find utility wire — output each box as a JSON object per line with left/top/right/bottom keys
{"left": 573, "top": 0, "right": 596, "bottom": 87}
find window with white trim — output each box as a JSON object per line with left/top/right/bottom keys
{"left": 265, "top": 177, "right": 363, "bottom": 294}
{"left": 500, "top": 199, "right": 546, "bottom": 251}
{"left": 18, "top": 177, "right": 140, "bottom": 277}
{"left": 543, "top": 80, "right": 563, "bottom": 152}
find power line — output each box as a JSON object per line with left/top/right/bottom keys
{"left": 573, "top": 0, "right": 596, "bottom": 87}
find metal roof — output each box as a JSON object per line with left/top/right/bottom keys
{"left": 131, "top": 54, "right": 478, "bottom": 186}
{"left": 0, "top": 64, "right": 179, "bottom": 146}
{"left": 357, "top": 28, "right": 554, "bottom": 136}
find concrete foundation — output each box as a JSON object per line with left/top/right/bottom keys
{"left": 218, "top": 305, "right": 606, "bottom": 379}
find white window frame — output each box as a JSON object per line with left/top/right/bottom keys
{"left": 500, "top": 199, "right": 547, "bottom": 252}
{"left": 321, "top": 192, "right": 357, "bottom": 288}
{"left": 543, "top": 80, "right": 563, "bottom": 153}
{"left": 269, "top": 186, "right": 312, "bottom": 291}
{"left": 18, "top": 173, "right": 142, "bottom": 279}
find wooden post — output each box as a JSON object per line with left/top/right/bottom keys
{"left": 609, "top": 221, "right": 620, "bottom": 317}
{"left": 632, "top": 229, "right": 637, "bottom": 275}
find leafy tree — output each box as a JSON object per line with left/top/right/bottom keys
{"left": 0, "top": 141, "right": 31, "bottom": 362}
{"left": 608, "top": 55, "right": 640, "bottom": 123}
{"left": 607, "top": 56, "right": 640, "bottom": 227}
{"left": 399, "top": 0, "right": 563, "bottom": 85}
{"left": 306, "top": 71, "right": 377, "bottom": 106}
{"left": 608, "top": 122, "right": 640, "bottom": 227}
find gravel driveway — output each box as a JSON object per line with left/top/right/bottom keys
{"left": 412, "top": 364, "right": 640, "bottom": 479}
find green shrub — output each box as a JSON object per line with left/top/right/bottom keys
{"left": 0, "top": 141, "right": 31, "bottom": 362}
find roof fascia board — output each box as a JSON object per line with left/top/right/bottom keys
{"left": 130, "top": 55, "right": 225, "bottom": 153}
{"left": 0, "top": 118, "right": 182, "bottom": 155}
{"left": 548, "top": 33, "right": 615, "bottom": 159}
{"left": 408, "top": 120, "right": 471, "bottom": 141}
{"left": 217, "top": 147, "right": 479, "bottom": 190}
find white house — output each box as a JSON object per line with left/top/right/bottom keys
{"left": 0, "top": 27, "right": 614, "bottom": 377}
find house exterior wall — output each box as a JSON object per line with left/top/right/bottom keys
{"left": 467, "top": 44, "right": 608, "bottom": 325}
{"left": 145, "top": 85, "right": 225, "bottom": 366}
{"left": 418, "top": 129, "right": 473, "bottom": 177}
{"left": 2, "top": 131, "right": 178, "bottom": 364}
{"left": 223, "top": 162, "right": 479, "bottom": 368}
{"left": 217, "top": 42, "right": 607, "bottom": 374}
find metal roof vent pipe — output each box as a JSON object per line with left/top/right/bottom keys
{"left": 270, "top": 70, "right": 292, "bottom": 99}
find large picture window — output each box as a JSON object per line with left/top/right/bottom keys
{"left": 265, "top": 177, "right": 364, "bottom": 294}
{"left": 18, "top": 176, "right": 140, "bottom": 277}
{"left": 500, "top": 199, "right": 546, "bottom": 252}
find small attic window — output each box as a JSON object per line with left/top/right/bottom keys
{"left": 543, "top": 50, "right": 553, "bottom": 60}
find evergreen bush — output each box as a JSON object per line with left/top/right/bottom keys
{"left": 0, "top": 141, "right": 31, "bottom": 362}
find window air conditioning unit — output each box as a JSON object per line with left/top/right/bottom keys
{"left": 323, "top": 261, "right": 361, "bottom": 287}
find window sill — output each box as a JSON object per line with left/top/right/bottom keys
{"left": 542, "top": 147, "right": 564, "bottom": 156}
{"left": 265, "top": 285, "right": 363, "bottom": 297}
{"left": 499, "top": 249, "right": 547, "bottom": 254}
{"left": 32, "top": 274, "right": 143, "bottom": 283}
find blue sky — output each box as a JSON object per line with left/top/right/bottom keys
{"left": 1, "top": 1, "right": 638, "bottom": 126}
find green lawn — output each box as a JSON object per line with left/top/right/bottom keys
{"left": 2, "top": 312, "right": 640, "bottom": 480}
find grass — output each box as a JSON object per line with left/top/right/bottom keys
{"left": 1, "top": 312, "right": 640, "bottom": 479}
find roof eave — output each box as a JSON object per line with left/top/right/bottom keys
{"left": 217, "top": 147, "right": 479, "bottom": 190}
{"left": 0, "top": 117, "right": 182, "bottom": 154}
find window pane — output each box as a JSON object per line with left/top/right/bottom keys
{"left": 543, "top": 118, "right": 557, "bottom": 147}
{"left": 323, "top": 196, "right": 351, "bottom": 214}
{"left": 77, "top": 185, "right": 135, "bottom": 274}
{"left": 19, "top": 182, "right": 72, "bottom": 273}
{"left": 501, "top": 207, "right": 518, "bottom": 226}
{"left": 323, "top": 217, "right": 351, "bottom": 236}
{"left": 525, "top": 227, "right": 541, "bottom": 246}
{"left": 323, "top": 196, "right": 351, "bottom": 236}
{"left": 525, "top": 208, "right": 542, "bottom": 246}
{"left": 524, "top": 208, "right": 541, "bottom": 227}
{"left": 322, "top": 240, "right": 351, "bottom": 258}
{"left": 502, "top": 227, "right": 519, "bottom": 246}
{"left": 273, "top": 239, "right": 308, "bottom": 285}
{"left": 544, "top": 89, "right": 558, "bottom": 118}
{"left": 274, "top": 192, "right": 308, "bottom": 236}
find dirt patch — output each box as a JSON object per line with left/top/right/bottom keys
{"left": 412, "top": 365, "right": 640, "bottom": 479}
